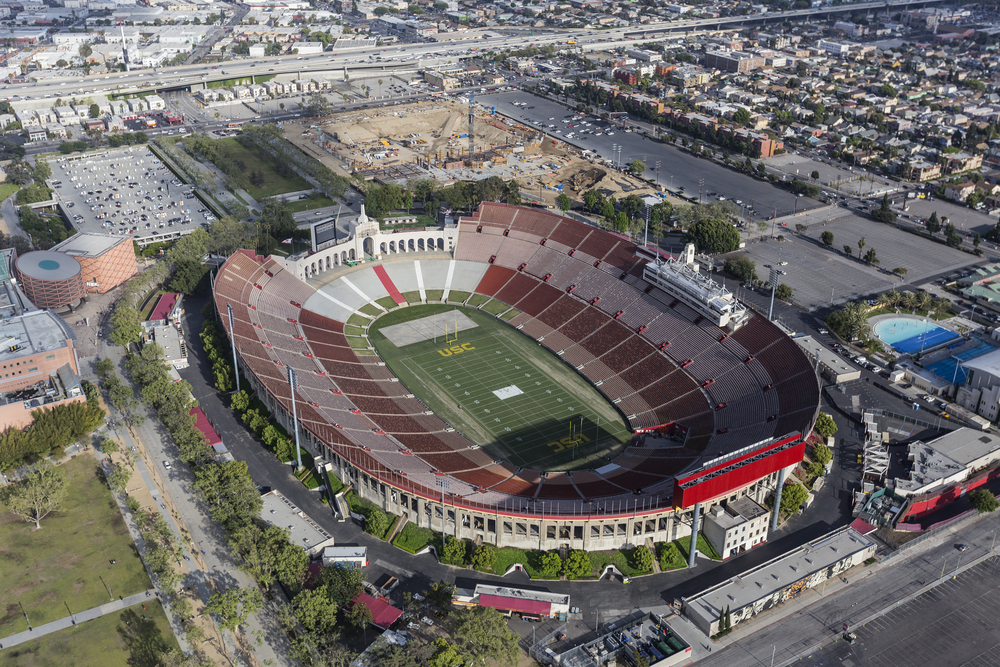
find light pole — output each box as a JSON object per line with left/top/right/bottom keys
{"left": 767, "top": 265, "right": 781, "bottom": 322}
{"left": 436, "top": 478, "right": 451, "bottom": 536}
{"left": 288, "top": 367, "right": 302, "bottom": 470}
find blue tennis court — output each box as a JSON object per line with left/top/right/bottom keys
{"left": 923, "top": 342, "right": 997, "bottom": 385}
{"left": 873, "top": 317, "right": 960, "bottom": 354}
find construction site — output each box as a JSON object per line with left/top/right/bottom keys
{"left": 277, "top": 97, "right": 675, "bottom": 209}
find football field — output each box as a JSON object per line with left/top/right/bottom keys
{"left": 370, "top": 305, "right": 631, "bottom": 471}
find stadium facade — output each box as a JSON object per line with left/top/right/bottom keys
{"left": 214, "top": 204, "right": 820, "bottom": 552}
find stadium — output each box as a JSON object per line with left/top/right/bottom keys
{"left": 213, "top": 203, "right": 820, "bottom": 552}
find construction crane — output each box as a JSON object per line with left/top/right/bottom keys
{"left": 468, "top": 92, "right": 475, "bottom": 155}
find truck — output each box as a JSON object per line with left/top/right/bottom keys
{"left": 375, "top": 573, "right": 399, "bottom": 595}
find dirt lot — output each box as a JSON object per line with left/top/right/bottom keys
{"left": 279, "top": 101, "right": 678, "bottom": 210}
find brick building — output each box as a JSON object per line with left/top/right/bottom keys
{"left": 49, "top": 233, "right": 138, "bottom": 294}
{"left": 703, "top": 49, "right": 765, "bottom": 74}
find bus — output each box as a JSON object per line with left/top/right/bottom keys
{"left": 227, "top": 121, "right": 246, "bottom": 129}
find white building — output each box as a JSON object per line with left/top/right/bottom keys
{"left": 892, "top": 428, "right": 1000, "bottom": 497}
{"left": 817, "top": 39, "right": 852, "bottom": 57}
{"left": 294, "top": 41, "right": 325, "bottom": 55}
{"left": 957, "top": 345, "right": 1000, "bottom": 421}
{"left": 322, "top": 546, "right": 368, "bottom": 568}
{"left": 702, "top": 496, "right": 770, "bottom": 560}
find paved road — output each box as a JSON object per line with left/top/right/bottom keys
{"left": 0, "top": 589, "right": 157, "bottom": 650}
{"left": 99, "top": 344, "right": 295, "bottom": 667}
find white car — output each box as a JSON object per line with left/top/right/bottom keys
{"left": 163, "top": 461, "right": 172, "bottom": 470}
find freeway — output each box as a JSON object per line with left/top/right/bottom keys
{"left": 0, "top": 0, "right": 946, "bottom": 103}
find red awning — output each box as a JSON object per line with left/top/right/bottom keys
{"left": 353, "top": 593, "right": 402, "bottom": 629}
{"left": 189, "top": 408, "right": 222, "bottom": 448}
{"left": 478, "top": 594, "right": 551, "bottom": 616}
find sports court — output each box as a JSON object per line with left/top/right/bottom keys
{"left": 370, "top": 306, "right": 631, "bottom": 471}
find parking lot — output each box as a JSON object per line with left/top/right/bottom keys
{"left": 51, "top": 146, "right": 216, "bottom": 246}
{"left": 797, "top": 555, "right": 1000, "bottom": 667}
{"left": 769, "top": 152, "right": 895, "bottom": 197}
{"left": 734, "top": 206, "right": 980, "bottom": 309}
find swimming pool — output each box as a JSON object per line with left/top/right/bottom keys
{"left": 873, "top": 317, "right": 960, "bottom": 354}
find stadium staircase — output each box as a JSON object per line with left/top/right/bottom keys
{"left": 386, "top": 515, "right": 408, "bottom": 544}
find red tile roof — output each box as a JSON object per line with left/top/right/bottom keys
{"left": 478, "top": 594, "right": 551, "bottom": 616}
{"left": 353, "top": 593, "right": 402, "bottom": 629}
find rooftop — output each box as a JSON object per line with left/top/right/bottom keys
{"left": 917, "top": 427, "right": 1000, "bottom": 467}
{"left": 474, "top": 584, "right": 570, "bottom": 607}
{"left": 15, "top": 250, "right": 81, "bottom": 282}
{"left": 260, "top": 490, "right": 335, "bottom": 555}
{"left": 685, "top": 527, "right": 875, "bottom": 625}
{"left": 0, "top": 310, "right": 73, "bottom": 363}
{"left": 51, "top": 232, "right": 130, "bottom": 259}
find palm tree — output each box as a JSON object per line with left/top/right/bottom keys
{"left": 843, "top": 302, "right": 871, "bottom": 341}
{"left": 877, "top": 291, "right": 899, "bottom": 309}
{"left": 915, "top": 291, "right": 932, "bottom": 311}
{"left": 857, "top": 237, "right": 866, "bottom": 255}
{"left": 900, "top": 292, "right": 918, "bottom": 311}
{"left": 378, "top": 78, "right": 383, "bottom": 97}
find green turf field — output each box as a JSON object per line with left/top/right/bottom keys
{"left": 370, "top": 306, "right": 631, "bottom": 471}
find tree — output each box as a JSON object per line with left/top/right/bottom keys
{"left": 170, "top": 257, "right": 208, "bottom": 294}
{"left": 779, "top": 483, "right": 809, "bottom": 515}
{"left": 452, "top": 606, "right": 520, "bottom": 666}
{"left": 345, "top": 598, "right": 373, "bottom": 630}
{"left": 0, "top": 461, "right": 67, "bottom": 529}
{"left": 556, "top": 192, "right": 571, "bottom": 212}
{"left": 441, "top": 535, "right": 466, "bottom": 565}
{"left": 306, "top": 93, "right": 332, "bottom": 117}
{"left": 99, "top": 436, "right": 119, "bottom": 455}
{"left": 814, "top": 412, "right": 838, "bottom": 438}
{"left": 318, "top": 561, "right": 365, "bottom": 608}
{"left": 230, "top": 522, "right": 308, "bottom": 588}
{"left": 926, "top": 212, "right": 941, "bottom": 235}
{"left": 365, "top": 508, "right": 388, "bottom": 537}
{"left": 775, "top": 283, "right": 793, "bottom": 300}
{"left": 812, "top": 442, "right": 833, "bottom": 467}
{"left": 871, "top": 194, "right": 897, "bottom": 224}
{"left": 893, "top": 267, "right": 908, "bottom": 278}
{"left": 108, "top": 303, "right": 143, "bottom": 347}
{"left": 724, "top": 255, "right": 756, "bottom": 282}
{"left": 79, "top": 43, "right": 92, "bottom": 59}
{"left": 88, "top": 103, "right": 100, "bottom": 119}
{"left": 732, "top": 107, "right": 751, "bottom": 127}
{"left": 628, "top": 158, "right": 646, "bottom": 176}
{"left": 5, "top": 157, "right": 35, "bottom": 185}
{"left": 863, "top": 247, "right": 879, "bottom": 266}
{"left": 291, "top": 586, "right": 340, "bottom": 635}
{"left": 632, "top": 546, "right": 654, "bottom": 572}
{"left": 428, "top": 638, "right": 464, "bottom": 667}
{"left": 843, "top": 244, "right": 853, "bottom": 256}
{"left": 564, "top": 549, "right": 591, "bottom": 579}
{"left": 471, "top": 543, "right": 497, "bottom": 572}
{"left": 193, "top": 461, "right": 263, "bottom": 532}
{"left": 969, "top": 488, "right": 999, "bottom": 514}
{"left": 230, "top": 390, "right": 250, "bottom": 412}
{"left": 108, "top": 462, "right": 132, "bottom": 494}
{"left": 821, "top": 230, "right": 834, "bottom": 246}
{"left": 811, "top": 170, "right": 820, "bottom": 180}
{"left": 538, "top": 551, "right": 562, "bottom": 578}
{"left": 205, "top": 587, "right": 264, "bottom": 633}
{"left": 688, "top": 217, "right": 740, "bottom": 254}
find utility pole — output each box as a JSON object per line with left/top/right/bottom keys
{"left": 699, "top": 178, "right": 704, "bottom": 203}
{"left": 227, "top": 304, "right": 240, "bottom": 394}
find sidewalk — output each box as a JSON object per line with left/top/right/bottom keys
{"left": 0, "top": 590, "right": 156, "bottom": 649}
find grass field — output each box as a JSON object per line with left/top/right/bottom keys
{"left": 370, "top": 305, "right": 631, "bottom": 471}
{"left": 285, "top": 194, "right": 334, "bottom": 213}
{"left": 212, "top": 137, "right": 311, "bottom": 200}
{"left": 0, "top": 600, "right": 179, "bottom": 667}
{"left": 0, "top": 456, "right": 150, "bottom": 638}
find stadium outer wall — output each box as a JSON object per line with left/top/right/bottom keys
{"left": 240, "top": 362, "right": 796, "bottom": 551}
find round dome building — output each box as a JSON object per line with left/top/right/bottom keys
{"left": 15, "top": 250, "right": 85, "bottom": 309}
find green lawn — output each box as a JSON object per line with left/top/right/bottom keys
{"left": 0, "top": 600, "right": 179, "bottom": 667}
{"left": 210, "top": 137, "right": 311, "bottom": 199}
{"left": 669, "top": 533, "right": 721, "bottom": 562}
{"left": 393, "top": 524, "right": 439, "bottom": 554}
{"left": 368, "top": 305, "right": 631, "bottom": 471}
{"left": 0, "top": 183, "right": 20, "bottom": 202}
{"left": 0, "top": 456, "right": 150, "bottom": 638}
{"left": 285, "top": 194, "right": 334, "bottom": 213}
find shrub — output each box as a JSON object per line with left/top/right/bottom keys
{"left": 471, "top": 544, "right": 497, "bottom": 572}
{"left": 814, "top": 412, "right": 838, "bottom": 438}
{"left": 564, "top": 550, "right": 591, "bottom": 579}
{"left": 365, "top": 508, "right": 389, "bottom": 538}
{"left": 632, "top": 545, "right": 654, "bottom": 573}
